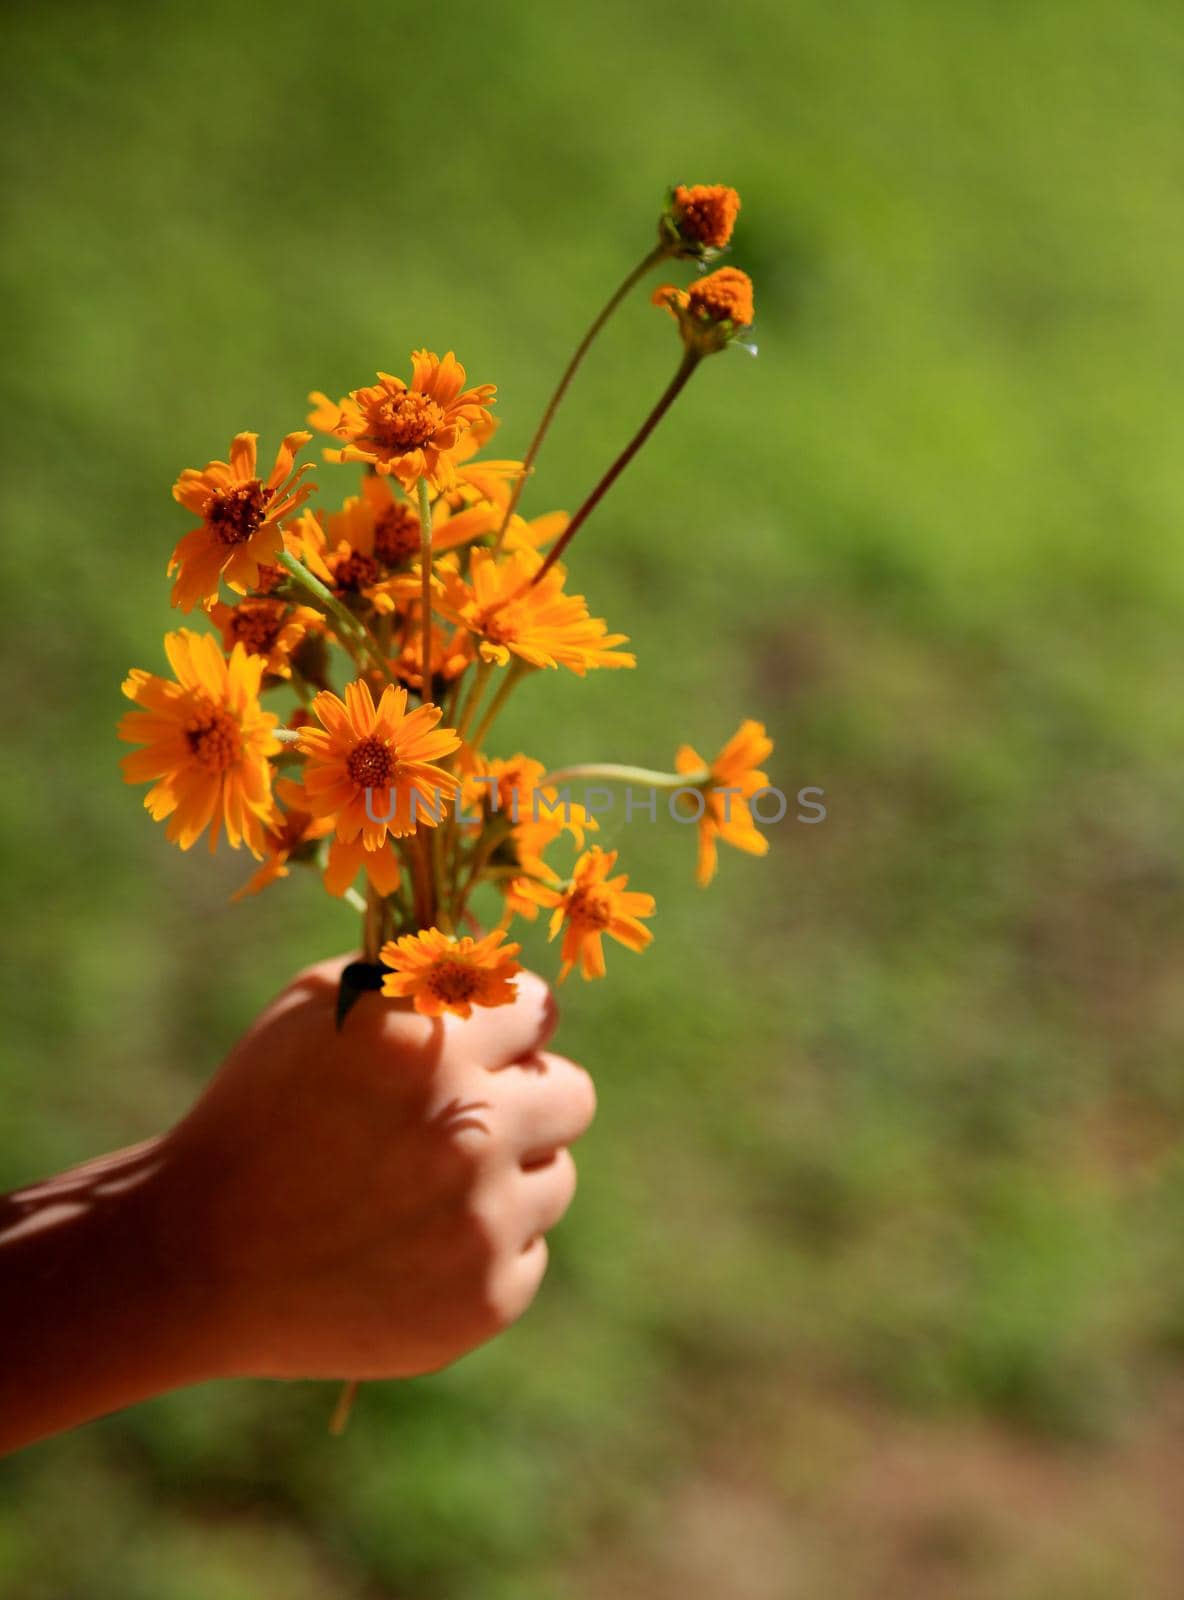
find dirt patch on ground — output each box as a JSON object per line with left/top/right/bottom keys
{"left": 574, "top": 1378, "right": 1184, "bottom": 1600}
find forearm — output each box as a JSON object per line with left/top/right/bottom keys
{"left": 0, "top": 1137, "right": 226, "bottom": 1455}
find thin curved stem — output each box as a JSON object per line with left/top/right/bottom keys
{"left": 453, "top": 819, "right": 512, "bottom": 925}
{"left": 329, "top": 1381, "right": 358, "bottom": 1436}
{"left": 408, "top": 831, "right": 432, "bottom": 929}
{"left": 437, "top": 656, "right": 492, "bottom": 911}
{"left": 278, "top": 552, "right": 391, "bottom": 683}
{"left": 418, "top": 829, "right": 437, "bottom": 930}
{"left": 527, "top": 348, "right": 701, "bottom": 589}
{"left": 539, "top": 762, "right": 709, "bottom": 790}
{"left": 451, "top": 657, "right": 492, "bottom": 749}
{"left": 467, "top": 659, "right": 530, "bottom": 755}
{"left": 494, "top": 243, "right": 668, "bottom": 548}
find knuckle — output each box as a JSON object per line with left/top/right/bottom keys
{"left": 567, "top": 1065, "right": 597, "bottom": 1130}
{"left": 465, "top": 1183, "right": 513, "bottom": 1246}
{"left": 525, "top": 1236, "right": 550, "bottom": 1290}
{"left": 488, "top": 1239, "right": 549, "bottom": 1328}
{"left": 553, "top": 1147, "right": 579, "bottom": 1207}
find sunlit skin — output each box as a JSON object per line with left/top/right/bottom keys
{"left": 0, "top": 957, "right": 594, "bottom": 1456}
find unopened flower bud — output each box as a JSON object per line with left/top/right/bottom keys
{"left": 652, "top": 266, "right": 755, "bottom": 356}
{"left": 660, "top": 184, "right": 741, "bottom": 259}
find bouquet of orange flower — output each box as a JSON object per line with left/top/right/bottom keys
{"left": 119, "top": 185, "right": 773, "bottom": 1018}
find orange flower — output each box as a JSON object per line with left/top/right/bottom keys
{"left": 440, "top": 548, "right": 635, "bottom": 674}
{"left": 209, "top": 596, "right": 323, "bottom": 679}
{"left": 686, "top": 267, "right": 754, "bottom": 326}
{"left": 119, "top": 630, "right": 280, "bottom": 855}
{"left": 462, "top": 752, "right": 595, "bottom": 871}
{"left": 253, "top": 777, "right": 401, "bottom": 899}
{"left": 502, "top": 509, "right": 569, "bottom": 554}
{"left": 447, "top": 416, "right": 524, "bottom": 509}
{"left": 391, "top": 621, "right": 473, "bottom": 696}
{"left": 288, "top": 506, "right": 401, "bottom": 616}
{"left": 309, "top": 350, "right": 495, "bottom": 492}
{"left": 292, "top": 480, "right": 494, "bottom": 618}
{"left": 322, "top": 830, "right": 403, "bottom": 898}
{"left": 380, "top": 927, "right": 522, "bottom": 1018}
{"left": 665, "top": 183, "right": 741, "bottom": 255}
{"left": 653, "top": 266, "right": 755, "bottom": 355}
{"left": 459, "top": 751, "right": 598, "bottom": 925}
{"left": 297, "top": 679, "right": 461, "bottom": 847}
{"left": 675, "top": 719, "right": 773, "bottom": 885}
{"left": 169, "top": 432, "right": 314, "bottom": 612}
{"left": 512, "top": 847, "right": 654, "bottom": 982}
{"left": 231, "top": 792, "right": 334, "bottom": 900}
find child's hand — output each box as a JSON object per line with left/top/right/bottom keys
{"left": 167, "top": 955, "right": 596, "bottom": 1380}
{"left": 0, "top": 954, "right": 595, "bottom": 1451}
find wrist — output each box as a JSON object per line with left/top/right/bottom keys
{"left": 127, "top": 1130, "right": 246, "bottom": 1385}
{"left": 0, "top": 1136, "right": 237, "bottom": 1452}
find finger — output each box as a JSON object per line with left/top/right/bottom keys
{"left": 490, "top": 1236, "right": 549, "bottom": 1327}
{"left": 486, "top": 1052, "right": 597, "bottom": 1161}
{"left": 516, "top": 1148, "right": 578, "bottom": 1242}
{"left": 344, "top": 969, "right": 551, "bottom": 1071}
{"left": 438, "top": 969, "right": 558, "bottom": 1072}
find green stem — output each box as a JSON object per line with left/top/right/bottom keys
{"left": 407, "top": 832, "right": 432, "bottom": 930}
{"left": 438, "top": 657, "right": 490, "bottom": 913}
{"left": 452, "top": 657, "right": 492, "bottom": 748}
{"left": 278, "top": 552, "right": 391, "bottom": 682}
{"left": 467, "top": 660, "right": 530, "bottom": 754}
{"left": 453, "top": 820, "right": 512, "bottom": 925}
{"left": 440, "top": 673, "right": 461, "bottom": 729}
{"left": 431, "top": 825, "right": 453, "bottom": 933}
{"left": 539, "top": 762, "right": 709, "bottom": 790}
{"left": 494, "top": 242, "right": 669, "bottom": 549}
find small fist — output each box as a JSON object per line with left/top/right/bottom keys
{"left": 164, "top": 955, "right": 596, "bottom": 1380}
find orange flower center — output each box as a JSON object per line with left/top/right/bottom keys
{"left": 227, "top": 598, "right": 285, "bottom": 656}
{"left": 347, "top": 737, "right": 396, "bottom": 787}
{"left": 369, "top": 390, "right": 446, "bottom": 452}
{"left": 374, "top": 503, "right": 422, "bottom": 566}
{"left": 566, "top": 886, "right": 612, "bottom": 930}
{"left": 687, "top": 267, "right": 754, "bottom": 328}
{"left": 332, "top": 550, "right": 380, "bottom": 592}
{"left": 185, "top": 704, "right": 241, "bottom": 771}
{"left": 207, "top": 480, "right": 272, "bottom": 546}
{"left": 426, "top": 960, "right": 482, "bottom": 1004}
{"left": 478, "top": 605, "right": 520, "bottom": 645}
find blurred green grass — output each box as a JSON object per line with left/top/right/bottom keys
{"left": 2, "top": 1, "right": 1184, "bottom": 1596}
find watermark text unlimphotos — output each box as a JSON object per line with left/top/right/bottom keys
{"left": 363, "top": 782, "right": 827, "bottom": 828}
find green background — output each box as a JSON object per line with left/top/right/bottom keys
{"left": 3, "top": 1, "right": 1184, "bottom": 1595}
